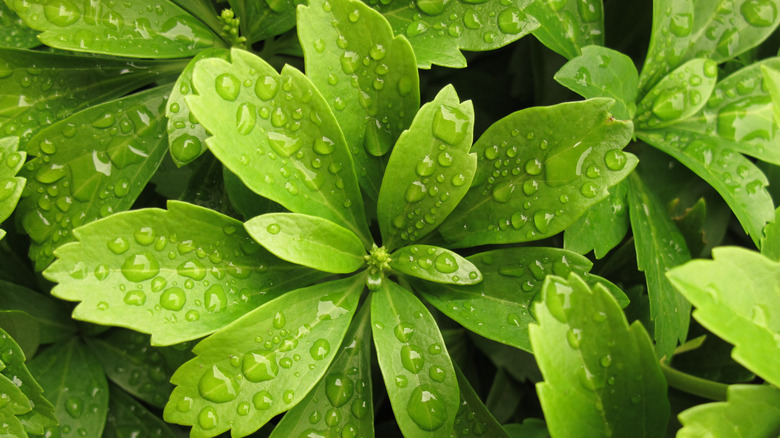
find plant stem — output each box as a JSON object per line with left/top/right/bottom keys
{"left": 660, "top": 361, "right": 729, "bottom": 401}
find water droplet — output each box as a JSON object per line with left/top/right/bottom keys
{"left": 236, "top": 102, "right": 257, "bottom": 135}
{"left": 160, "top": 287, "right": 186, "bottom": 311}
{"left": 604, "top": 149, "right": 627, "bottom": 170}
{"left": 437, "top": 151, "right": 454, "bottom": 167}
{"left": 497, "top": 7, "right": 525, "bottom": 34}
{"left": 394, "top": 323, "right": 415, "bottom": 342}
{"left": 407, "top": 385, "right": 447, "bottom": 431}
{"left": 395, "top": 375, "right": 408, "bottom": 387}
{"left": 310, "top": 338, "right": 330, "bottom": 360}
{"left": 581, "top": 182, "right": 597, "bottom": 198}
{"left": 204, "top": 284, "right": 227, "bottom": 312}
{"left": 176, "top": 396, "right": 193, "bottom": 413}
{"left": 670, "top": 13, "right": 692, "bottom": 36}
{"left": 121, "top": 253, "right": 159, "bottom": 282}
{"left": 716, "top": 29, "right": 740, "bottom": 58}
{"left": 434, "top": 252, "right": 458, "bottom": 273}
{"left": 134, "top": 227, "right": 155, "bottom": 245}
{"left": 428, "top": 343, "right": 442, "bottom": 354}
{"left": 44, "top": 0, "right": 81, "bottom": 27}
{"left": 242, "top": 350, "right": 278, "bottom": 382}
{"left": 178, "top": 260, "right": 207, "bottom": 280}
{"left": 491, "top": 181, "right": 515, "bottom": 203}
{"left": 325, "top": 373, "right": 354, "bottom": 407}
{"left": 273, "top": 312, "right": 286, "bottom": 329}
{"left": 405, "top": 181, "right": 426, "bottom": 202}
{"left": 741, "top": 0, "right": 776, "bottom": 27}
{"left": 600, "top": 355, "right": 612, "bottom": 367}
{"left": 576, "top": 0, "right": 601, "bottom": 22}
{"left": 253, "top": 390, "right": 273, "bottom": 410}
{"left": 416, "top": 155, "right": 436, "bottom": 176}
{"left": 267, "top": 223, "right": 281, "bottom": 234}
{"left": 107, "top": 237, "right": 129, "bottom": 255}
{"left": 91, "top": 112, "right": 116, "bottom": 128}
{"left": 198, "top": 406, "right": 218, "bottom": 430}
{"left": 401, "top": 344, "right": 425, "bottom": 374}
{"left": 215, "top": 73, "right": 241, "bottom": 101}
{"left": 348, "top": 9, "right": 360, "bottom": 21}
{"left": 198, "top": 365, "right": 239, "bottom": 403}
{"left": 314, "top": 136, "right": 335, "bottom": 155}
{"left": 566, "top": 329, "right": 582, "bottom": 349}
{"left": 65, "top": 398, "right": 83, "bottom": 418}
{"left": 433, "top": 104, "right": 469, "bottom": 144}
{"left": 351, "top": 398, "right": 368, "bottom": 419}
{"left": 428, "top": 366, "right": 446, "bottom": 382}
{"left": 283, "top": 389, "right": 295, "bottom": 404}
{"left": 171, "top": 134, "right": 203, "bottom": 163}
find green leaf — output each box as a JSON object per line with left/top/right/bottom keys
{"left": 45, "top": 201, "right": 324, "bottom": 346}
{"left": 28, "top": 338, "right": 108, "bottom": 438}
{"left": 7, "top": 0, "right": 224, "bottom": 58}
{"left": 667, "top": 247, "right": 780, "bottom": 387}
{"left": 638, "top": 0, "right": 780, "bottom": 95}
{"left": 86, "top": 329, "right": 175, "bottom": 408}
{"left": 452, "top": 364, "right": 509, "bottom": 438}
{"left": 103, "top": 383, "right": 176, "bottom": 438}
{"left": 0, "top": 370, "right": 29, "bottom": 437}
{"left": 166, "top": 48, "right": 231, "bottom": 167}
{"left": 503, "top": 418, "right": 550, "bottom": 437}
{"left": 417, "top": 247, "right": 627, "bottom": 352}
{"left": 0, "top": 310, "right": 40, "bottom": 358}
{"left": 0, "top": 2, "right": 38, "bottom": 49}
{"left": 228, "top": 0, "right": 298, "bottom": 43}
{"left": 298, "top": 0, "right": 420, "bottom": 201}
{"left": 761, "top": 206, "right": 780, "bottom": 260}
{"left": 524, "top": 0, "right": 604, "bottom": 60}
{"left": 245, "top": 212, "right": 367, "bottom": 273}
{"left": 164, "top": 275, "right": 364, "bottom": 438}
{"left": 187, "top": 48, "right": 371, "bottom": 244}
{"left": 563, "top": 180, "right": 629, "bottom": 259}
{"left": 677, "top": 384, "right": 780, "bottom": 438}
{"left": 371, "top": 280, "right": 459, "bottom": 437}
{"left": 17, "top": 86, "right": 171, "bottom": 270}
{"left": 763, "top": 63, "right": 780, "bottom": 127}
{"left": 377, "top": 85, "right": 475, "bottom": 249}
{"left": 554, "top": 45, "right": 638, "bottom": 120}
{"left": 269, "top": 302, "right": 374, "bottom": 438}
{"left": 390, "top": 244, "right": 481, "bottom": 285}
{"left": 440, "top": 98, "right": 636, "bottom": 248}
{"left": 0, "top": 279, "right": 76, "bottom": 344}
{"left": 627, "top": 172, "right": 691, "bottom": 359}
{"left": 223, "top": 167, "right": 285, "bottom": 220}
{"left": 0, "top": 137, "right": 25, "bottom": 237}
{"left": 529, "top": 274, "right": 669, "bottom": 437}
{"left": 367, "top": 0, "right": 538, "bottom": 68}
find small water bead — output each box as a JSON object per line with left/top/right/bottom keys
{"left": 434, "top": 252, "right": 458, "bottom": 273}
{"left": 107, "top": 237, "right": 129, "bottom": 255}
{"left": 121, "top": 252, "right": 160, "bottom": 282}
{"left": 198, "top": 365, "right": 239, "bottom": 403}
{"left": 310, "top": 338, "right": 331, "bottom": 360}
{"left": 44, "top": 0, "right": 81, "bottom": 26}
{"left": 283, "top": 390, "right": 295, "bottom": 404}
{"left": 215, "top": 73, "right": 241, "bottom": 101}
{"left": 197, "top": 406, "right": 218, "bottom": 430}
{"left": 253, "top": 390, "right": 273, "bottom": 410}
{"left": 407, "top": 385, "right": 447, "bottom": 431}
{"left": 497, "top": 7, "right": 525, "bottom": 34}
{"left": 242, "top": 350, "right": 278, "bottom": 382}
{"left": 395, "top": 375, "right": 408, "bottom": 387}
{"left": 236, "top": 102, "right": 257, "bottom": 135}
{"left": 604, "top": 149, "right": 627, "bottom": 170}
{"left": 348, "top": 9, "right": 360, "bottom": 22}
{"left": 267, "top": 223, "right": 281, "bottom": 234}
{"left": 405, "top": 181, "right": 426, "bottom": 202}
{"left": 65, "top": 397, "right": 83, "bottom": 418}
{"left": 437, "top": 151, "right": 454, "bottom": 167}
{"left": 741, "top": 0, "right": 777, "bottom": 27}
{"left": 491, "top": 181, "right": 514, "bottom": 203}
{"left": 581, "top": 182, "right": 597, "bottom": 198}
{"left": 255, "top": 76, "right": 278, "bottom": 101}
{"left": 160, "top": 287, "right": 186, "bottom": 311}
{"left": 429, "top": 366, "right": 446, "bottom": 382}
{"left": 432, "top": 104, "right": 469, "bottom": 144}
{"left": 394, "top": 323, "right": 415, "bottom": 342}
{"left": 351, "top": 399, "right": 368, "bottom": 419}
{"left": 204, "top": 284, "right": 227, "bottom": 312}
{"left": 325, "top": 373, "right": 354, "bottom": 407}
{"left": 178, "top": 260, "right": 207, "bottom": 280}
{"left": 401, "top": 344, "right": 425, "bottom": 374}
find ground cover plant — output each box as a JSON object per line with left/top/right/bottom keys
{"left": 1, "top": 0, "right": 780, "bottom": 436}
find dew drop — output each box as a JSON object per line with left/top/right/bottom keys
{"left": 198, "top": 365, "right": 239, "bottom": 403}
{"left": 160, "top": 287, "right": 186, "bottom": 311}
{"left": 255, "top": 76, "right": 278, "bottom": 101}
{"left": 171, "top": 134, "right": 203, "bottom": 163}
{"left": 107, "top": 237, "right": 129, "bottom": 255}
{"left": 741, "top": 0, "right": 776, "bottom": 27}
{"left": 215, "top": 73, "right": 241, "bottom": 101}
{"left": 310, "top": 338, "right": 330, "bottom": 360}
{"left": 428, "top": 366, "right": 446, "bottom": 382}
{"left": 242, "top": 350, "right": 279, "bottom": 382}
{"left": 604, "top": 149, "right": 627, "bottom": 170}
{"left": 434, "top": 252, "right": 458, "bottom": 273}
{"left": 204, "top": 284, "right": 227, "bottom": 312}
{"left": 407, "top": 385, "right": 447, "bottom": 431}
{"left": 401, "top": 344, "right": 425, "bottom": 374}
{"left": 325, "top": 373, "right": 354, "bottom": 407}
{"left": 197, "top": 406, "right": 218, "bottom": 430}
{"left": 267, "top": 223, "right": 281, "bottom": 234}
{"left": 236, "top": 102, "right": 257, "bottom": 135}
{"left": 253, "top": 390, "right": 273, "bottom": 410}
{"left": 497, "top": 7, "right": 525, "bottom": 34}
{"left": 65, "top": 398, "right": 83, "bottom": 418}
{"left": 432, "top": 104, "right": 469, "bottom": 144}
{"left": 44, "top": 0, "right": 81, "bottom": 27}
{"left": 121, "top": 253, "right": 159, "bottom": 282}
{"left": 394, "top": 323, "right": 415, "bottom": 342}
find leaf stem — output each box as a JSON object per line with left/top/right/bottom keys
{"left": 660, "top": 360, "right": 729, "bottom": 401}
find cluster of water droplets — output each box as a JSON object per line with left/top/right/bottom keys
{"left": 392, "top": 245, "right": 479, "bottom": 284}
{"left": 452, "top": 400, "right": 490, "bottom": 436}
{"left": 0, "top": 3, "right": 39, "bottom": 48}
{"left": 57, "top": 381, "right": 106, "bottom": 437}
{"left": 0, "top": 146, "right": 23, "bottom": 209}
{"left": 636, "top": 60, "right": 717, "bottom": 129}
{"left": 168, "top": 67, "right": 209, "bottom": 165}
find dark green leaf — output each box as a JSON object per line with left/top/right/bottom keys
{"left": 377, "top": 85, "right": 475, "bottom": 249}
{"left": 164, "top": 275, "right": 364, "bottom": 438}
{"left": 563, "top": 180, "right": 629, "bottom": 259}
{"left": 627, "top": 172, "right": 691, "bottom": 359}
{"left": 677, "top": 384, "right": 780, "bottom": 437}
{"left": 469, "top": 334, "right": 541, "bottom": 383}
{"left": 17, "top": 86, "right": 171, "bottom": 270}
{"left": 554, "top": 45, "right": 638, "bottom": 120}
{"left": 187, "top": 48, "right": 372, "bottom": 244}
{"left": 269, "top": 301, "right": 374, "bottom": 438}
{"left": 0, "top": 136, "right": 25, "bottom": 239}
{"left": 103, "top": 383, "right": 176, "bottom": 438}
{"left": 390, "top": 244, "right": 481, "bottom": 285}
{"left": 667, "top": 247, "right": 780, "bottom": 387}
{"left": 529, "top": 274, "right": 669, "bottom": 437}
{"left": 524, "top": 0, "right": 604, "bottom": 60}
{"left": 503, "top": 418, "right": 550, "bottom": 437}
{"left": 440, "top": 98, "right": 636, "bottom": 248}
{"left": 28, "top": 338, "right": 108, "bottom": 438}
{"left": 8, "top": 0, "right": 224, "bottom": 58}
{"left": 0, "top": 310, "right": 39, "bottom": 358}
{"left": 0, "top": 279, "right": 76, "bottom": 344}
{"left": 371, "top": 280, "right": 459, "bottom": 437}
{"left": 45, "top": 201, "right": 324, "bottom": 346}
{"left": 485, "top": 368, "right": 521, "bottom": 424}
{"left": 451, "top": 364, "right": 509, "bottom": 438}
{"left": 245, "top": 212, "right": 367, "bottom": 273}
{"left": 0, "top": 2, "right": 38, "bottom": 49}
{"left": 228, "top": 0, "right": 298, "bottom": 43}
{"left": 223, "top": 167, "right": 285, "bottom": 221}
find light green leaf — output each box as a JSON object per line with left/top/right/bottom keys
{"left": 0, "top": 371, "right": 29, "bottom": 437}
{"left": 269, "top": 302, "right": 374, "bottom": 438}
{"left": 45, "top": 201, "right": 324, "bottom": 346}
{"left": 452, "top": 364, "right": 509, "bottom": 438}
{"left": 417, "top": 247, "right": 627, "bottom": 352}
{"left": 17, "top": 86, "right": 171, "bottom": 270}
{"left": 187, "top": 48, "right": 371, "bottom": 244}
{"left": 391, "top": 244, "right": 481, "bottom": 285}
{"left": 164, "top": 275, "right": 364, "bottom": 438}
{"left": 169, "top": 0, "right": 222, "bottom": 35}
{"left": 627, "top": 172, "right": 691, "bottom": 359}
{"left": 440, "top": 98, "right": 636, "bottom": 248}
{"left": 0, "top": 279, "right": 76, "bottom": 344}
{"left": 28, "top": 338, "right": 108, "bottom": 438}
{"left": 563, "top": 180, "right": 628, "bottom": 259}
{"left": 677, "top": 384, "right": 780, "bottom": 438}
{"left": 228, "top": 0, "right": 298, "bottom": 43}
{"left": 638, "top": 0, "right": 780, "bottom": 95}
{"left": 166, "top": 48, "right": 231, "bottom": 167}
{"left": 377, "top": 85, "right": 475, "bottom": 249}
{"left": 761, "top": 206, "right": 780, "bottom": 260}
{"left": 667, "top": 247, "right": 780, "bottom": 387}
{"left": 764, "top": 63, "right": 780, "bottom": 127}
{"left": 0, "top": 2, "right": 38, "bottom": 49}
{"left": 298, "top": 0, "right": 420, "bottom": 201}
{"left": 529, "top": 274, "right": 669, "bottom": 437}
{"left": 371, "top": 280, "right": 459, "bottom": 437}
{"left": 103, "top": 383, "right": 176, "bottom": 438}
{"left": 0, "top": 310, "right": 39, "bottom": 358}
{"left": 245, "top": 212, "right": 367, "bottom": 274}
{"left": 554, "top": 45, "right": 638, "bottom": 120}
{"left": 524, "top": 0, "right": 604, "bottom": 60}
{"left": 7, "top": 0, "right": 224, "bottom": 58}
{"left": 0, "top": 137, "right": 25, "bottom": 238}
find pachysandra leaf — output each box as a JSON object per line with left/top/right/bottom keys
{"left": 761, "top": 206, "right": 780, "bottom": 260}
{"left": 555, "top": 45, "right": 638, "bottom": 120}
{"left": 371, "top": 280, "right": 459, "bottom": 437}
{"left": 166, "top": 48, "right": 231, "bottom": 167}
{"left": 529, "top": 274, "right": 669, "bottom": 437}
{"left": 0, "top": 310, "right": 40, "bottom": 358}
{"left": 187, "top": 48, "right": 372, "bottom": 244}
{"left": 439, "top": 98, "right": 636, "bottom": 248}
{"left": 667, "top": 247, "right": 780, "bottom": 387}
{"left": 0, "top": 2, "right": 38, "bottom": 49}
{"left": 104, "top": 383, "right": 177, "bottom": 438}
{"left": 563, "top": 180, "right": 628, "bottom": 259}
{"left": 7, "top": 0, "right": 224, "bottom": 58}
{"left": 0, "top": 371, "right": 29, "bottom": 432}
{"left": 677, "top": 384, "right": 780, "bottom": 438}
{"left": 0, "top": 137, "right": 25, "bottom": 235}
{"left": 223, "top": 167, "right": 285, "bottom": 220}
{"left": 0, "top": 279, "right": 76, "bottom": 344}
{"left": 365, "top": 0, "right": 538, "bottom": 68}
{"left": 17, "top": 86, "right": 171, "bottom": 270}
{"left": 452, "top": 364, "right": 510, "bottom": 438}
{"left": 524, "top": 0, "right": 604, "bottom": 60}
{"left": 390, "top": 244, "right": 481, "bottom": 285}
{"left": 228, "top": 0, "right": 298, "bottom": 43}
{"left": 45, "top": 201, "right": 325, "bottom": 346}
{"left": 164, "top": 275, "right": 364, "bottom": 438}
{"left": 377, "top": 85, "right": 476, "bottom": 249}
{"left": 245, "top": 212, "right": 367, "bottom": 274}
{"left": 269, "top": 302, "right": 374, "bottom": 438}
{"left": 627, "top": 172, "right": 691, "bottom": 359}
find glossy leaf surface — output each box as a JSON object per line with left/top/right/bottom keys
{"left": 452, "top": 364, "right": 509, "bottom": 438}
{"left": 18, "top": 86, "right": 170, "bottom": 270}
{"left": 164, "top": 275, "right": 364, "bottom": 438}
{"left": 46, "top": 201, "right": 323, "bottom": 346}
{"left": 440, "top": 98, "right": 636, "bottom": 248}
{"left": 390, "top": 244, "right": 481, "bottom": 285}
{"left": 0, "top": 370, "right": 28, "bottom": 437}
{"left": 103, "top": 384, "right": 176, "bottom": 438}
{"left": 377, "top": 85, "right": 475, "bottom": 249}
{"left": 524, "top": 0, "right": 604, "bottom": 60}
{"left": 245, "top": 212, "right": 366, "bottom": 273}
{"left": 0, "top": 279, "right": 76, "bottom": 344}
{"left": 761, "top": 206, "right": 780, "bottom": 260}
{"left": 228, "top": 0, "right": 298, "bottom": 43}
{"left": 299, "top": 0, "right": 420, "bottom": 201}
{"left": 0, "top": 137, "right": 24, "bottom": 237}
{"left": 0, "top": 2, "right": 38, "bottom": 49}
{"left": 677, "top": 384, "right": 780, "bottom": 438}
{"left": 529, "top": 274, "right": 669, "bottom": 437}
{"left": 0, "top": 310, "right": 40, "bottom": 358}
{"left": 187, "top": 48, "right": 371, "bottom": 244}
{"left": 371, "top": 280, "right": 458, "bottom": 437}
{"left": 269, "top": 302, "right": 374, "bottom": 438}
{"left": 563, "top": 180, "right": 628, "bottom": 259}
{"left": 7, "top": 0, "right": 223, "bottom": 58}
{"left": 667, "top": 247, "right": 780, "bottom": 387}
